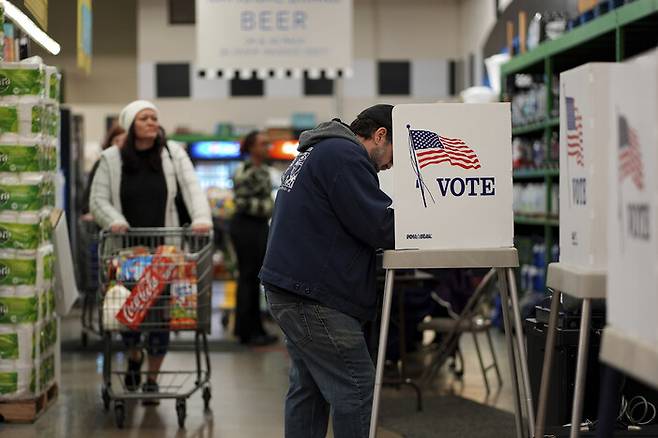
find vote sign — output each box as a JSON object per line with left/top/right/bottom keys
{"left": 559, "top": 63, "right": 620, "bottom": 271}
{"left": 607, "top": 52, "right": 658, "bottom": 348}
{"left": 392, "top": 104, "right": 514, "bottom": 250}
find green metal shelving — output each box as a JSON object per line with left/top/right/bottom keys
{"left": 505, "top": 0, "right": 658, "bottom": 284}
{"left": 513, "top": 167, "right": 559, "bottom": 179}
{"left": 514, "top": 215, "right": 560, "bottom": 227}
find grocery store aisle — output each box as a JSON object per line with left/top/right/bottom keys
{"left": 1, "top": 282, "right": 516, "bottom": 437}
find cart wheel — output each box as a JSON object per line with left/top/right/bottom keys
{"left": 202, "top": 386, "right": 211, "bottom": 411}
{"left": 114, "top": 402, "right": 126, "bottom": 428}
{"left": 176, "top": 398, "right": 186, "bottom": 428}
{"left": 81, "top": 331, "right": 89, "bottom": 348}
{"left": 102, "top": 387, "right": 111, "bottom": 411}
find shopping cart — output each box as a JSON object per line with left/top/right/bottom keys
{"left": 98, "top": 228, "right": 213, "bottom": 429}
{"left": 78, "top": 219, "right": 101, "bottom": 346}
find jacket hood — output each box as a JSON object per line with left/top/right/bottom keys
{"left": 297, "top": 120, "right": 363, "bottom": 152}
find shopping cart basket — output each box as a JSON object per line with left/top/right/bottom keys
{"left": 98, "top": 228, "right": 213, "bottom": 428}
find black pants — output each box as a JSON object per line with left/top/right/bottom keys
{"left": 230, "top": 214, "right": 269, "bottom": 342}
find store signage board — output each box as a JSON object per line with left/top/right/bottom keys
{"left": 392, "top": 103, "right": 514, "bottom": 250}
{"left": 189, "top": 141, "right": 241, "bottom": 160}
{"left": 25, "top": 0, "right": 48, "bottom": 30}
{"left": 77, "top": 0, "right": 92, "bottom": 75}
{"left": 195, "top": 0, "right": 352, "bottom": 72}
{"left": 606, "top": 51, "right": 658, "bottom": 347}
{"left": 559, "top": 63, "right": 620, "bottom": 271}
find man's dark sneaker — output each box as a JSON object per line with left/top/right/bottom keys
{"left": 142, "top": 379, "right": 160, "bottom": 406}
{"left": 248, "top": 334, "right": 278, "bottom": 347}
{"left": 124, "top": 351, "right": 144, "bottom": 391}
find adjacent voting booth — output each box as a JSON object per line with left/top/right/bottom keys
{"left": 535, "top": 63, "right": 619, "bottom": 438}
{"left": 369, "top": 104, "right": 533, "bottom": 438}
{"left": 601, "top": 51, "right": 658, "bottom": 395}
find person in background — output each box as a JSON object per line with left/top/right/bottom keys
{"left": 260, "top": 105, "right": 395, "bottom": 438}
{"left": 230, "top": 130, "right": 278, "bottom": 346}
{"left": 80, "top": 124, "right": 126, "bottom": 220}
{"left": 90, "top": 100, "right": 212, "bottom": 402}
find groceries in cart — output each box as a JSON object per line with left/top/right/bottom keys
{"left": 101, "top": 244, "right": 199, "bottom": 331}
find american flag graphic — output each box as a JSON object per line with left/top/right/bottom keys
{"left": 618, "top": 115, "right": 644, "bottom": 190}
{"left": 409, "top": 129, "right": 481, "bottom": 170}
{"left": 566, "top": 97, "right": 584, "bottom": 167}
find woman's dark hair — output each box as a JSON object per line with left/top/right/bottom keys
{"left": 349, "top": 117, "right": 393, "bottom": 143}
{"left": 101, "top": 124, "right": 125, "bottom": 150}
{"left": 121, "top": 123, "right": 166, "bottom": 173}
{"left": 240, "top": 130, "right": 260, "bottom": 155}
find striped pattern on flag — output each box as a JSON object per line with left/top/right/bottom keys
{"left": 566, "top": 97, "right": 584, "bottom": 167}
{"left": 618, "top": 115, "right": 644, "bottom": 190}
{"left": 409, "top": 129, "right": 481, "bottom": 170}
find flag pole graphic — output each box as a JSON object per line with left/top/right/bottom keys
{"left": 408, "top": 124, "right": 428, "bottom": 208}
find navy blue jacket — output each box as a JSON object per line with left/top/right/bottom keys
{"left": 259, "top": 121, "right": 394, "bottom": 321}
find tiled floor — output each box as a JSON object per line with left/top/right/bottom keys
{"left": 1, "top": 295, "right": 517, "bottom": 438}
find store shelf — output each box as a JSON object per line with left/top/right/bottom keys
{"left": 514, "top": 215, "right": 560, "bottom": 227}
{"left": 501, "top": 0, "right": 658, "bottom": 76}
{"left": 513, "top": 167, "right": 559, "bottom": 179}
{"left": 512, "top": 117, "right": 560, "bottom": 136}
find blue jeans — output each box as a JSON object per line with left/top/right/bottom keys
{"left": 265, "top": 289, "right": 374, "bottom": 438}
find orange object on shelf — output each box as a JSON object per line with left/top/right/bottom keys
{"left": 269, "top": 140, "right": 299, "bottom": 160}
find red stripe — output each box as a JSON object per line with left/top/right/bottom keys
{"left": 417, "top": 148, "right": 478, "bottom": 161}
{"left": 418, "top": 154, "right": 480, "bottom": 167}
{"left": 419, "top": 158, "right": 481, "bottom": 170}
{"left": 438, "top": 135, "right": 466, "bottom": 143}
{"left": 418, "top": 150, "right": 480, "bottom": 162}
{"left": 418, "top": 152, "right": 480, "bottom": 166}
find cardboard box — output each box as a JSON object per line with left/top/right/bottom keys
{"left": 392, "top": 103, "right": 513, "bottom": 250}
{"left": 606, "top": 50, "right": 658, "bottom": 347}
{"left": 50, "top": 209, "right": 78, "bottom": 316}
{"left": 559, "top": 63, "right": 622, "bottom": 271}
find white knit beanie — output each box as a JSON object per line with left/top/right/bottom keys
{"left": 119, "top": 100, "right": 159, "bottom": 130}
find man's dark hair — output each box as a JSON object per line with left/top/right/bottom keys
{"left": 349, "top": 104, "right": 394, "bottom": 142}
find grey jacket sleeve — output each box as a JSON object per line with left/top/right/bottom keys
{"left": 170, "top": 143, "right": 212, "bottom": 226}
{"left": 89, "top": 154, "right": 129, "bottom": 229}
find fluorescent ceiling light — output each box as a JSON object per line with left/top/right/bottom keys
{"left": 1, "top": 0, "right": 61, "bottom": 55}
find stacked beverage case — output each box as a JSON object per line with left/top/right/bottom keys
{"left": 0, "top": 57, "right": 61, "bottom": 399}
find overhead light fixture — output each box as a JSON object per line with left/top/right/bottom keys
{"left": 1, "top": 0, "right": 61, "bottom": 55}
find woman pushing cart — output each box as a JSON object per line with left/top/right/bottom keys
{"left": 90, "top": 100, "right": 212, "bottom": 428}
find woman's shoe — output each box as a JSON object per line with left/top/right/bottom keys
{"left": 142, "top": 379, "right": 160, "bottom": 406}
{"left": 124, "top": 351, "right": 144, "bottom": 391}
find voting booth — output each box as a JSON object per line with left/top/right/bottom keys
{"left": 601, "top": 50, "right": 658, "bottom": 389}
{"left": 535, "top": 63, "right": 621, "bottom": 438}
{"left": 392, "top": 104, "right": 514, "bottom": 251}
{"left": 370, "top": 104, "right": 532, "bottom": 438}
{"left": 558, "top": 64, "right": 620, "bottom": 271}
